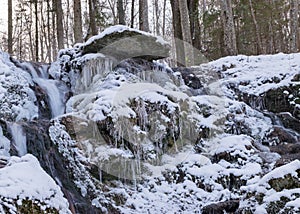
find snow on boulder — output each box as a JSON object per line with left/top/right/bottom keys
{"left": 0, "top": 154, "right": 71, "bottom": 213}
{"left": 80, "top": 25, "right": 170, "bottom": 61}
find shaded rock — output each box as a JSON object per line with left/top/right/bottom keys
{"left": 172, "top": 67, "right": 203, "bottom": 89}
{"left": 81, "top": 25, "right": 170, "bottom": 61}
{"left": 291, "top": 73, "right": 300, "bottom": 82}
{"left": 270, "top": 143, "right": 300, "bottom": 166}
{"left": 264, "top": 126, "right": 299, "bottom": 145}
{"left": 24, "top": 120, "right": 103, "bottom": 214}
{"left": 277, "top": 112, "right": 300, "bottom": 133}
{"left": 202, "top": 200, "right": 239, "bottom": 214}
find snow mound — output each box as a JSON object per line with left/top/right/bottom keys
{"left": 208, "top": 53, "right": 300, "bottom": 97}
{"left": 0, "top": 154, "right": 71, "bottom": 213}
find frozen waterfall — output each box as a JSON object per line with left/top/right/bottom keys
{"left": 9, "top": 123, "right": 27, "bottom": 156}
{"left": 21, "top": 62, "right": 65, "bottom": 118}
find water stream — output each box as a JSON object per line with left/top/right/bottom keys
{"left": 21, "top": 62, "right": 65, "bottom": 118}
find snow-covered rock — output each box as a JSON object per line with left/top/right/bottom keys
{"left": 80, "top": 25, "right": 170, "bottom": 61}
{"left": 0, "top": 154, "right": 71, "bottom": 214}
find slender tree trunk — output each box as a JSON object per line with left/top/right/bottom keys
{"left": 8, "top": 0, "right": 13, "bottom": 55}
{"left": 170, "top": 0, "right": 185, "bottom": 66}
{"left": 139, "top": 0, "right": 149, "bottom": 32}
{"left": 154, "top": 0, "right": 160, "bottom": 35}
{"left": 46, "top": 0, "right": 52, "bottom": 62}
{"left": 188, "top": 0, "right": 201, "bottom": 64}
{"left": 74, "top": 0, "right": 83, "bottom": 43}
{"left": 52, "top": 0, "right": 57, "bottom": 60}
{"left": 55, "top": 0, "right": 64, "bottom": 49}
{"left": 178, "top": 0, "right": 194, "bottom": 66}
{"left": 290, "top": 0, "right": 299, "bottom": 52}
{"left": 89, "top": 0, "right": 97, "bottom": 35}
{"left": 35, "top": 0, "right": 39, "bottom": 61}
{"left": 249, "top": 0, "right": 262, "bottom": 54}
{"left": 118, "top": 0, "right": 126, "bottom": 25}
{"left": 131, "top": 0, "right": 135, "bottom": 28}
{"left": 220, "top": 0, "right": 238, "bottom": 56}
{"left": 162, "top": 0, "right": 166, "bottom": 36}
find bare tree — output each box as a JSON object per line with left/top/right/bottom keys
{"left": 55, "top": 0, "right": 64, "bottom": 49}
{"left": 220, "top": 0, "right": 238, "bottom": 56}
{"left": 118, "top": 0, "right": 126, "bottom": 25}
{"left": 249, "top": 0, "right": 262, "bottom": 54}
{"left": 34, "top": 0, "right": 39, "bottom": 61}
{"left": 8, "top": 0, "right": 13, "bottom": 55}
{"left": 290, "top": 0, "right": 299, "bottom": 52}
{"left": 89, "top": 0, "right": 97, "bottom": 36}
{"left": 131, "top": 0, "right": 135, "bottom": 28}
{"left": 170, "top": 0, "right": 185, "bottom": 66}
{"left": 162, "top": 0, "right": 166, "bottom": 36}
{"left": 139, "top": 0, "right": 149, "bottom": 31}
{"left": 74, "top": 0, "right": 83, "bottom": 43}
{"left": 178, "top": 0, "right": 194, "bottom": 66}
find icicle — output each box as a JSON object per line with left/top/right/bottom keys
{"left": 80, "top": 57, "right": 113, "bottom": 91}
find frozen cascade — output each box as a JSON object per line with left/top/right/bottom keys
{"left": 21, "top": 62, "right": 65, "bottom": 118}
{"left": 8, "top": 123, "right": 27, "bottom": 156}
{"left": 78, "top": 55, "right": 113, "bottom": 91}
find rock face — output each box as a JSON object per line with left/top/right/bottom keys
{"left": 81, "top": 25, "right": 170, "bottom": 61}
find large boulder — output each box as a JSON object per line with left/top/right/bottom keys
{"left": 80, "top": 25, "right": 170, "bottom": 61}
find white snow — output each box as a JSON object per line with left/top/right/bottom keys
{"left": 207, "top": 53, "right": 300, "bottom": 97}
{"left": 0, "top": 154, "right": 71, "bottom": 213}
{"left": 0, "top": 52, "right": 38, "bottom": 121}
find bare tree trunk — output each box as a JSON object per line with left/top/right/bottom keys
{"left": 170, "top": 0, "right": 185, "bottom": 66}
{"left": 162, "top": 0, "right": 166, "bottom": 36}
{"left": 220, "top": 0, "right": 238, "bottom": 56}
{"left": 89, "top": 0, "right": 97, "bottom": 36}
{"left": 249, "top": 0, "right": 262, "bottom": 54}
{"left": 52, "top": 0, "right": 57, "bottom": 60}
{"left": 35, "top": 0, "right": 39, "bottom": 61}
{"left": 188, "top": 0, "right": 201, "bottom": 64}
{"left": 46, "top": 0, "right": 52, "bottom": 62}
{"left": 154, "top": 0, "right": 160, "bottom": 35}
{"left": 8, "top": 0, "right": 13, "bottom": 55}
{"left": 290, "top": 0, "right": 299, "bottom": 52}
{"left": 178, "top": 0, "right": 194, "bottom": 66}
{"left": 55, "top": 0, "right": 64, "bottom": 49}
{"left": 131, "top": 0, "right": 135, "bottom": 28}
{"left": 139, "top": 0, "right": 149, "bottom": 32}
{"left": 74, "top": 0, "right": 83, "bottom": 43}
{"left": 118, "top": 0, "right": 126, "bottom": 25}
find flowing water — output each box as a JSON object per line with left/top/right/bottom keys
{"left": 20, "top": 62, "right": 65, "bottom": 118}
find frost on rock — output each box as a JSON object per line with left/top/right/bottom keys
{"left": 0, "top": 52, "right": 38, "bottom": 122}
{"left": 0, "top": 154, "right": 71, "bottom": 214}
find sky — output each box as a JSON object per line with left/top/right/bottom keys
{"left": 0, "top": 0, "right": 8, "bottom": 33}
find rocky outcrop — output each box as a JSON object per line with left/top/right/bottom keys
{"left": 81, "top": 25, "right": 170, "bottom": 61}
{"left": 202, "top": 200, "right": 240, "bottom": 214}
